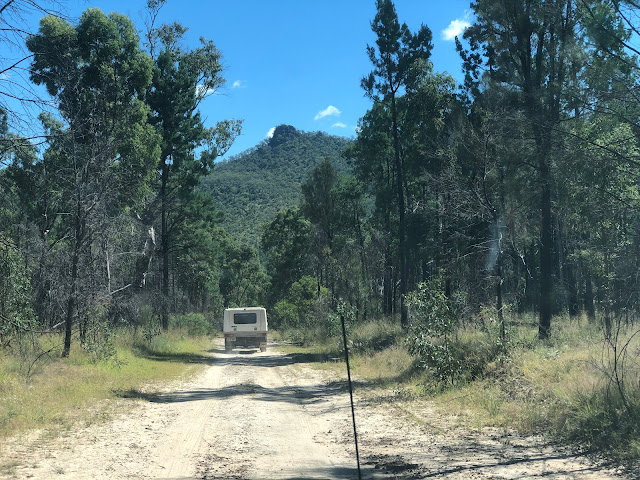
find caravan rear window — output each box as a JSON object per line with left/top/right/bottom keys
{"left": 234, "top": 313, "right": 257, "bottom": 324}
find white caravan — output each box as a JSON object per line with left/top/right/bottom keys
{"left": 223, "top": 307, "right": 268, "bottom": 353}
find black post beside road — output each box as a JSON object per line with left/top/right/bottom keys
{"left": 341, "top": 314, "right": 362, "bottom": 480}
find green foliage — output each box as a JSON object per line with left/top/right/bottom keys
{"left": 300, "top": 158, "right": 338, "bottom": 241}
{"left": 478, "top": 304, "right": 514, "bottom": 353}
{"left": 81, "top": 324, "right": 119, "bottom": 366}
{"left": 271, "top": 301, "right": 299, "bottom": 330}
{"left": 169, "top": 313, "right": 214, "bottom": 336}
{"left": 269, "top": 276, "right": 337, "bottom": 347}
{"left": 172, "top": 194, "right": 224, "bottom": 306}
{"left": 405, "top": 278, "right": 466, "bottom": 385}
{"left": 26, "top": 9, "right": 160, "bottom": 208}
{"left": 347, "top": 318, "right": 403, "bottom": 355}
{"left": 0, "top": 239, "right": 35, "bottom": 346}
{"left": 362, "top": 0, "right": 433, "bottom": 102}
{"left": 270, "top": 276, "right": 329, "bottom": 330}
{"left": 137, "top": 306, "right": 162, "bottom": 342}
{"left": 347, "top": 1, "right": 455, "bottom": 325}
{"left": 218, "top": 233, "right": 266, "bottom": 308}
{"left": 24, "top": 8, "right": 162, "bottom": 356}
{"left": 168, "top": 191, "right": 266, "bottom": 316}
{"left": 405, "top": 336, "right": 463, "bottom": 386}
{"left": 147, "top": 22, "right": 239, "bottom": 179}
{"left": 261, "top": 207, "right": 312, "bottom": 304}
{"left": 288, "top": 276, "right": 318, "bottom": 311}
{"left": 406, "top": 278, "right": 463, "bottom": 338}
{"left": 29, "top": 9, "right": 153, "bottom": 102}
{"left": 145, "top": 17, "right": 240, "bottom": 330}
{"left": 361, "top": 0, "right": 436, "bottom": 327}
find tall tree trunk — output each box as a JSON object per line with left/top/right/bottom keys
{"left": 390, "top": 95, "right": 408, "bottom": 329}
{"left": 566, "top": 259, "right": 579, "bottom": 317}
{"left": 392, "top": 266, "right": 398, "bottom": 314}
{"left": 35, "top": 244, "right": 52, "bottom": 328}
{"left": 497, "top": 258, "right": 505, "bottom": 344}
{"left": 519, "top": 245, "right": 528, "bottom": 314}
{"left": 383, "top": 212, "right": 393, "bottom": 315}
{"left": 161, "top": 159, "right": 170, "bottom": 331}
{"left": 584, "top": 265, "right": 596, "bottom": 322}
{"left": 63, "top": 204, "right": 84, "bottom": 358}
{"left": 561, "top": 221, "right": 579, "bottom": 318}
{"left": 355, "top": 216, "right": 368, "bottom": 320}
{"left": 539, "top": 157, "right": 553, "bottom": 340}
{"left": 105, "top": 239, "right": 111, "bottom": 296}
{"left": 603, "top": 246, "right": 612, "bottom": 339}
{"left": 62, "top": 248, "right": 78, "bottom": 358}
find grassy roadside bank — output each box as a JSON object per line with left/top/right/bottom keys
{"left": 0, "top": 330, "right": 214, "bottom": 440}
{"left": 278, "top": 316, "right": 640, "bottom": 466}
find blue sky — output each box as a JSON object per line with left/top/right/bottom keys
{"left": 27, "top": 1, "right": 474, "bottom": 158}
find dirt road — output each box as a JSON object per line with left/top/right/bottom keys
{"left": 1, "top": 340, "right": 630, "bottom": 479}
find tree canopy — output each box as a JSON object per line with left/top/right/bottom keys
{"left": 2, "top": 0, "right": 640, "bottom": 366}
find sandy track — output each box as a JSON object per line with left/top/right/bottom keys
{"left": 0, "top": 339, "right": 631, "bottom": 479}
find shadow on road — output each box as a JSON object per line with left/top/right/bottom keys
{"left": 122, "top": 346, "right": 391, "bottom": 408}
{"left": 416, "top": 452, "right": 614, "bottom": 478}
{"left": 155, "top": 464, "right": 368, "bottom": 479}
{"left": 132, "top": 344, "right": 216, "bottom": 365}
{"left": 133, "top": 342, "right": 334, "bottom": 367}
{"left": 209, "top": 347, "right": 336, "bottom": 366}
{"left": 116, "top": 378, "right": 348, "bottom": 406}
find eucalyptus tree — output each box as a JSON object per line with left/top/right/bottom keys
{"left": 145, "top": 18, "right": 241, "bottom": 330}
{"left": 218, "top": 235, "right": 266, "bottom": 309}
{"left": 330, "top": 175, "right": 373, "bottom": 318}
{"left": 301, "top": 158, "right": 338, "bottom": 252}
{"left": 0, "top": 112, "right": 37, "bottom": 343}
{"left": 399, "top": 65, "right": 458, "bottom": 296}
{"left": 457, "top": 0, "right": 628, "bottom": 339}
{"left": 261, "top": 207, "right": 312, "bottom": 307}
{"left": 0, "top": 237, "right": 34, "bottom": 346}
{"left": 26, "top": 8, "right": 160, "bottom": 356}
{"left": 344, "top": 103, "right": 395, "bottom": 315}
{"left": 362, "top": 0, "right": 433, "bottom": 327}
{"left": 4, "top": 113, "right": 70, "bottom": 329}
{"left": 301, "top": 158, "right": 339, "bottom": 297}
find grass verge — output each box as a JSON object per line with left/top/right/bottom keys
{"left": 0, "top": 330, "right": 213, "bottom": 440}
{"left": 279, "top": 315, "right": 640, "bottom": 465}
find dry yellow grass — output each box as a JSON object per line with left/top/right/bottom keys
{"left": 290, "top": 315, "right": 640, "bottom": 460}
{"left": 350, "top": 345, "right": 414, "bottom": 380}
{"left": 432, "top": 319, "right": 640, "bottom": 453}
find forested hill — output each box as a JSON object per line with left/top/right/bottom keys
{"left": 200, "top": 125, "right": 352, "bottom": 245}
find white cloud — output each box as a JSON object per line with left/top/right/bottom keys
{"left": 314, "top": 105, "right": 341, "bottom": 121}
{"left": 331, "top": 122, "right": 347, "bottom": 129}
{"left": 266, "top": 127, "right": 276, "bottom": 139}
{"left": 232, "top": 80, "right": 246, "bottom": 89}
{"left": 442, "top": 16, "right": 471, "bottom": 41}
